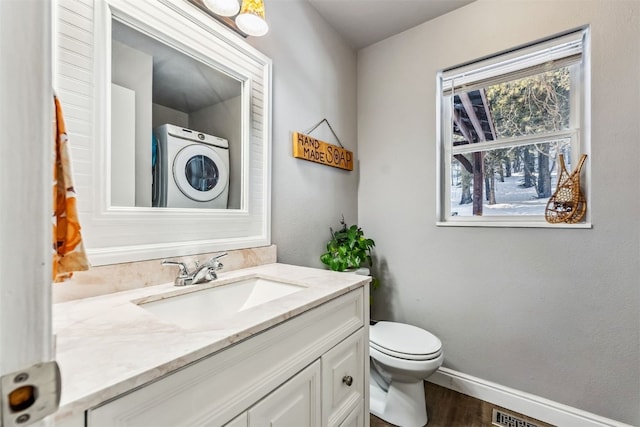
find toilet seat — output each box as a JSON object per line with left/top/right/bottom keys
{"left": 370, "top": 321, "right": 442, "bottom": 361}
{"left": 370, "top": 341, "right": 442, "bottom": 361}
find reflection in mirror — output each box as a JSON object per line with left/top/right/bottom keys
{"left": 110, "top": 19, "right": 242, "bottom": 209}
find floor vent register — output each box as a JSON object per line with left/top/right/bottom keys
{"left": 492, "top": 408, "right": 543, "bottom": 427}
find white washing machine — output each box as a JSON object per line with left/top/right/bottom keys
{"left": 153, "top": 124, "right": 229, "bottom": 209}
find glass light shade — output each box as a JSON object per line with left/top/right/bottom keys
{"left": 236, "top": 0, "right": 269, "bottom": 36}
{"left": 203, "top": 0, "right": 240, "bottom": 17}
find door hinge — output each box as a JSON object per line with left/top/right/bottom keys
{"left": 0, "top": 361, "right": 61, "bottom": 427}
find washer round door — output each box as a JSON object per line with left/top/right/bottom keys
{"left": 172, "top": 144, "right": 229, "bottom": 202}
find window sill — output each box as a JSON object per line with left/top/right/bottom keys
{"left": 436, "top": 221, "right": 593, "bottom": 229}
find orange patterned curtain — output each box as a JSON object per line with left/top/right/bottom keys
{"left": 53, "top": 95, "right": 89, "bottom": 282}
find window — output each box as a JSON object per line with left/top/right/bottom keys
{"left": 438, "top": 30, "right": 589, "bottom": 226}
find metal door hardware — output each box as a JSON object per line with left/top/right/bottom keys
{"left": 1, "top": 361, "right": 61, "bottom": 427}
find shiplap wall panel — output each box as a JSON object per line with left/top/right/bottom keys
{"left": 59, "top": 0, "right": 93, "bottom": 19}
{"left": 57, "top": 34, "right": 93, "bottom": 59}
{"left": 56, "top": 0, "right": 95, "bottom": 222}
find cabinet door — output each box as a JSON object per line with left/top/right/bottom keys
{"left": 225, "top": 412, "right": 248, "bottom": 427}
{"left": 322, "top": 330, "right": 365, "bottom": 427}
{"left": 339, "top": 400, "right": 364, "bottom": 427}
{"left": 249, "top": 361, "right": 321, "bottom": 427}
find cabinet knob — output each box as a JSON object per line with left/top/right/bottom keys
{"left": 342, "top": 375, "right": 353, "bottom": 386}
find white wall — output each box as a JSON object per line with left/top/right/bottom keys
{"left": 111, "top": 84, "right": 136, "bottom": 206}
{"left": 358, "top": 0, "right": 639, "bottom": 424}
{"left": 112, "top": 41, "right": 153, "bottom": 207}
{"left": 248, "top": 0, "right": 359, "bottom": 268}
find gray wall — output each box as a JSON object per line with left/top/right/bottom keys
{"left": 190, "top": 96, "right": 242, "bottom": 209}
{"left": 249, "top": 1, "right": 359, "bottom": 268}
{"left": 152, "top": 103, "right": 188, "bottom": 128}
{"left": 357, "top": 0, "right": 639, "bottom": 424}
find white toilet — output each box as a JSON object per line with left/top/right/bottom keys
{"left": 369, "top": 321, "right": 443, "bottom": 427}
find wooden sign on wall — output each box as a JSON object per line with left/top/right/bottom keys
{"left": 292, "top": 132, "right": 353, "bottom": 171}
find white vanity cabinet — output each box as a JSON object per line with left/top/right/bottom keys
{"left": 86, "top": 288, "right": 369, "bottom": 427}
{"left": 230, "top": 326, "right": 366, "bottom": 427}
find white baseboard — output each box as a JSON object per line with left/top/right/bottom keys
{"left": 428, "top": 367, "right": 634, "bottom": 427}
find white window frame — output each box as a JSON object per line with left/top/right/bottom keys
{"left": 436, "top": 29, "right": 591, "bottom": 228}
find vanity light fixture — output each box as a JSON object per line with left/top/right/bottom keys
{"left": 198, "top": 0, "right": 269, "bottom": 37}
{"left": 235, "top": 0, "right": 269, "bottom": 37}
{"left": 203, "top": 0, "right": 240, "bottom": 17}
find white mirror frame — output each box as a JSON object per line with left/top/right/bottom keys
{"left": 54, "top": 0, "right": 271, "bottom": 266}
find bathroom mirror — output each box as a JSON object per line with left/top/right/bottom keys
{"left": 110, "top": 18, "right": 242, "bottom": 209}
{"left": 111, "top": 19, "right": 243, "bottom": 210}
{"left": 54, "top": 0, "right": 271, "bottom": 265}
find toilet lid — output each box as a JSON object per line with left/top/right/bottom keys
{"left": 370, "top": 321, "right": 442, "bottom": 359}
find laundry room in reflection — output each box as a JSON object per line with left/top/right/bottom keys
{"left": 152, "top": 124, "right": 229, "bottom": 209}
{"left": 110, "top": 18, "right": 243, "bottom": 210}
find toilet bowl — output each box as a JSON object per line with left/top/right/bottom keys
{"left": 369, "top": 321, "right": 443, "bottom": 427}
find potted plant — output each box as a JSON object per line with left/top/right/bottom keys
{"left": 320, "top": 217, "right": 379, "bottom": 294}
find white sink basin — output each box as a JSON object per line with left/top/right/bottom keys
{"left": 138, "top": 277, "right": 306, "bottom": 329}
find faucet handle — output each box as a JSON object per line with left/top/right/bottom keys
{"left": 161, "top": 260, "right": 192, "bottom": 286}
{"left": 161, "top": 260, "right": 189, "bottom": 275}
{"left": 207, "top": 253, "right": 227, "bottom": 270}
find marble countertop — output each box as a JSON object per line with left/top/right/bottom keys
{"left": 53, "top": 263, "right": 370, "bottom": 423}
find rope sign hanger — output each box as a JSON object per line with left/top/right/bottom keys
{"left": 304, "top": 118, "right": 344, "bottom": 148}
{"left": 292, "top": 119, "right": 353, "bottom": 171}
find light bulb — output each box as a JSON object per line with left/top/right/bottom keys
{"left": 203, "top": 0, "right": 240, "bottom": 17}
{"left": 236, "top": 0, "right": 269, "bottom": 37}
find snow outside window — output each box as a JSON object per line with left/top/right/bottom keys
{"left": 437, "top": 29, "right": 590, "bottom": 227}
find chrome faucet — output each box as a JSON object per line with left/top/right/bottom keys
{"left": 191, "top": 253, "right": 227, "bottom": 284}
{"left": 161, "top": 253, "right": 227, "bottom": 286}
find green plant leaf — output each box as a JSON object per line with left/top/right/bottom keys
{"left": 320, "top": 218, "right": 378, "bottom": 274}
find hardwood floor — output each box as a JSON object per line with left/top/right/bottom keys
{"left": 370, "top": 381, "right": 555, "bottom": 427}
